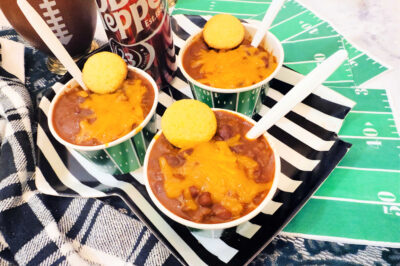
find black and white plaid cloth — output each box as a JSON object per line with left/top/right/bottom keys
{"left": 0, "top": 37, "right": 178, "bottom": 265}
{"left": 1, "top": 29, "right": 399, "bottom": 265}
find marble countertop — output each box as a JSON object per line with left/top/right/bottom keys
{"left": 297, "top": 0, "right": 400, "bottom": 131}
{"left": 0, "top": 0, "right": 399, "bottom": 130}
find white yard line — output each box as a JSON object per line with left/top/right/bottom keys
{"left": 323, "top": 80, "right": 354, "bottom": 83}
{"left": 311, "top": 196, "right": 400, "bottom": 206}
{"left": 215, "top": 0, "right": 270, "bottom": 4}
{"left": 336, "top": 166, "right": 400, "bottom": 173}
{"left": 348, "top": 52, "right": 365, "bottom": 62}
{"left": 335, "top": 86, "right": 385, "bottom": 90}
{"left": 280, "top": 232, "right": 400, "bottom": 249}
{"left": 281, "top": 21, "right": 325, "bottom": 42}
{"left": 284, "top": 60, "right": 319, "bottom": 64}
{"left": 283, "top": 34, "right": 340, "bottom": 43}
{"left": 349, "top": 110, "right": 392, "bottom": 114}
{"left": 339, "top": 135, "right": 400, "bottom": 140}
{"left": 269, "top": 10, "right": 307, "bottom": 29}
{"left": 174, "top": 8, "right": 256, "bottom": 16}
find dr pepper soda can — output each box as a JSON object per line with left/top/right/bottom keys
{"left": 96, "top": 0, "right": 176, "bottom": 88}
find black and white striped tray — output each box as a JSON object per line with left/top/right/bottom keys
{"left": 35, "top": 15, "right": 355, "bottom": 266}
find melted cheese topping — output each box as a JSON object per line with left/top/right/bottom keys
{"left": 159, "top": 135, "right": 272, "bottom": 217}
{"left": 76, "top": 79, "right": 147, "bottom": 144}
{"left": 192, "top": 45, "right": 277, "bottom": 89}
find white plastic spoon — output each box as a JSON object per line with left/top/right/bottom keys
{"left": 251, "top": 0, "right": 286, "bottom": 48}
{"left": 17, "top": 0, "right": 88, "bottom": 91}
{"left": 246, "top": 49, "right": 348, "bottom": 139}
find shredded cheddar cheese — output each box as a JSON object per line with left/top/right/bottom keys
{"left": 193, "top": 45, "right": 277, "bottom": 89}
{"left": 76, "top": 79, "right": 147, "bottom": 144}
{"left": 159, "top": 135, "right": 272, "bottom": 217}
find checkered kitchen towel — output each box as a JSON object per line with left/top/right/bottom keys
{"left": 0, "top": 37, "right": 178, "bottom": 265}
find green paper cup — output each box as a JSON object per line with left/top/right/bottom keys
{"left": 48, "top": 66, "right": 159, "bottom": 175}
{"left": 178, "top": 24, "right": 284, "bottom": 117}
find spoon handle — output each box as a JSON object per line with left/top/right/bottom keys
{"left": 251, "top": 0, "right": 286, "bottom": 48}
{"left": 17, "top": 0, "right": 88, "bottom": 91}
{"left": 246, "top": 49, "right": 348, "bottom": 140}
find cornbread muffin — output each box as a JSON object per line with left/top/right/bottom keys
{"left": 203, "top": 14, "right": 245, "bottom": 50}
{"left": 161, "top": 100, "right": 217, "bottom": 148}
{"left": 82, "top": 52, "right": 128, "bottom": 94}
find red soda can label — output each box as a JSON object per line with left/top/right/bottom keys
{"left": 96, "top": 0, "right": 176, "bottom": 88}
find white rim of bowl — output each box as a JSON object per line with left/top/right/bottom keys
{"left": 177, "top": 24, "right": 284, "bottom": 94}
{"left": 143, "top": 108, "right": 281, "bottom": 230}
{"left": 47, "top": 66, "right": 159, "bottom": 151}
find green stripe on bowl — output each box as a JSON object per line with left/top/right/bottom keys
{"left": 132, "top": 132, "right": 147, "bottom": 165}
{"left": 78, "top": 149, "right": 122, "bottom": 175}
{"left": 142, "top": 114, "right": 158, "bottom": 147}
{"left": 260, "top": 83, "right": 271, "bottom": 111}
{"left": 106, "top": 139, "right": 141, "bottom": 173}
{"left": 212, "top": 92, "right": 237, "bottom": 110}
{"left": 142, "top": 127, "right": 156, "bottom": 147}
{"left": 237, "top": 87, "right": 262, "bottom": 117}
{"left": 254, "top": 85, "right": 267, "bottom": 115}
{"left": 189, "top": 83, "right": 214, "bottom": 107}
